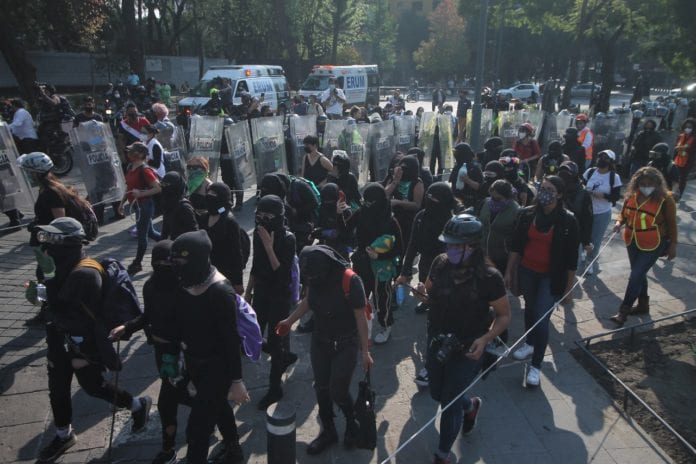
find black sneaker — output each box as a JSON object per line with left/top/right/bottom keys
{"left": 38, "top": 432, "right": 77, "bottom": 462}
{"left": 256, "top": 388, "right": 283, "bottom": 411}
{"left": 461, "top": 396, "right": 482, "bottom": 435}
{"left": 127, "top": 261, "right": 143, "bottom": 276}
{"left": 132, "top": 396, "right": 152, "bottom": 433}
{"left": 208, "top": 439, "right": 244, "bottom": 464}
{"left": 152, "top": 449, "right": 177, "bottom": 464}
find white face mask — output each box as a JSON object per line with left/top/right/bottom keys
{"left": 639, "top": 186, "right": 655, "bottom": 197}
{"left": 685, "top": 127, "right": 693, "bottom": 135}
{"left": 518, "top": 132, "right": 526, "bottom": 140}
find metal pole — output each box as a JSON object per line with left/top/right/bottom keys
{"left": 266, "top": 401, "right": 296, "bottom": 463}
{"left": 469, "top": 0, "right": 490, "bottom": 153}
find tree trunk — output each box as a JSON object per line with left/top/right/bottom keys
{"left": 0, "top": 26, "right": 37, "bottom": 105}
{"left": 561, "top": 0, "right": 589, "bottom": 109}
{"left": 596, "top": 26, "right": 624, "bottom": 114}
{"left": 272, "top": 0, "right": 301, "bottom": 86}
{"left": 331, "top": 0, "right": 347, "bottom": 63}
{"left": 122, "top": 0, "right": 144, "bottom": 75}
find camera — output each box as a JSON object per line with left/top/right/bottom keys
{"left": 433, "top": 333, "right": 463, "bottom": 364}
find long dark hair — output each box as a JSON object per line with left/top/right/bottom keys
{"left": 37, "top": 172, "right": 82, "bottom": 207}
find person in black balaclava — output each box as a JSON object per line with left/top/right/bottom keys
{"left": 558, "top": 161, "right": 594, "bottom": 270}
{"left": 562, "top": 127, "right": 586, "bottom": 170}
{"left": 500, "top": 150, "right": 533, "bottom": 206}
{"left": 327, "top": 150, "right": 361, "bottom": 208}
{"left": 647, "top": 142, "right": 680, "bottom": 196}
{"left": 478, "top": 136, "right": 504, "bottom": 166}
{"left": 385, "top": 154, "right": 424, "bottom": 251}
{"left": 26, "top": 218, "right": 150, "bottom": 463}
{"left": 629, "top": 119, "right": 662, "bottom": 176}
{"left": 259, "top": 173, "right": 287, "bottom": 200}
{"left": 275, "top": 245, "right": 373, "bottom": 456}
{"left": 166, "top": 230, "right": 248, "bottom": 464}
{"left": 396, "top": 181, "right": 455, "bottom": 314}
{"left": 407, "top": 147, "right": 433, "bottom": 191}
{"left": 202, "top": 182, "right": 246, "bottom": 293}
{"left": 313, "top": 183, "right": 353, "bottom": 258}
{"left": 476, "top": 160, "right": 506, "bottom": 210}
{"left": 535, "top": 140, "right": 570, "bottom": 182}
{"left": 449, "top": 142, "right": 483, "bottom": 207}
{"left": 345, "top": 183, "right": 403, "bottom": 344}
{"left": 245, "top": 195, "right": 298, "bottom": 409}
{"left": 160, "top": 171, "right": 198, "bottom": 240}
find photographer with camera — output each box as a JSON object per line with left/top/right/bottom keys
{"left": 320, "top": 77, "right": 346, "bottom": 120}
{"left": 415, "top": 214, "right": 510, "bottom": 464}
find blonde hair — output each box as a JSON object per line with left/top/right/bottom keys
{"left": 151, "top": 102, "right": 169, "bottom": 119}
{"left": 187, "top": 156, "right": 209, "bottom": 173}
{"left": 625, "top": 166, "right": 669, "bottom": 201}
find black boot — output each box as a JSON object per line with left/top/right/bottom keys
{"left": 307, "top": 419, "right": 338, "bottom": 455}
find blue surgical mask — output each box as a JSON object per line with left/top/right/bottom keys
{"left": 446, "top": 246, "right": 473, "bottom": 264}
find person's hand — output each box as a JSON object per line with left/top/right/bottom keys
{"left": 257, "top": 226, "right": 274, "bottom": 250}
{"left": 415, "top": 282, "right": 428, "bottom": 303}
{"left": 366, "top": 246, "right": 378, "bottom": 260}
{"left": 393, "top": 166, "right": 403, "bottom": 183}
{"left": 118, "top": 203, "right": 126, "bottom": 217}
{"left": 34, "top": 248, "right": 56, "bottom": 278}
{"left": 228, "top": 381, "right": 250, "bottom": 405}
{"left": 584, "top": 243, "right": 594, "bottom": 253}
{"left": 109, "top": 325, "right": 126, "bottom": 341}
{"left": 395, "top": 275, "right": 410, "bottom": 286}
{"left": 131, "top": 189, "right": 142, "bottom": 199}
{"left": 25, "top": 281, "right": 38, "bottom": 305}
{"left": 337, "top": 201, "right": 349, "bottom": 213}
{"left": 466, "top": 337, "right": 486, "bottom": 361}
{"left": 362, "top": 350, "right": 374, "bottom": 371}
{"left": 159, "top": 353, "right": 179, "bottom": 379}
{"left": 612, "top": 222, "right": 622, "bottom": 233}
{"left": 667, "top": 244, "right": 677, "bottom": 260}
{"left": 275, "top": 319, "right": 292, "bottom": 337}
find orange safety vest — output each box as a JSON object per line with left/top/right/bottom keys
{"left": 622, "top": 194, "right": 665, "bottom": 251}
{"left": 673, "top": 133, "right": 695, "bottom": 168}
{"left": 578, "top": 127, "right": 594, "bottom": 160}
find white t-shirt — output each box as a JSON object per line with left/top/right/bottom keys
{"left": 319, "top": 87, "right": 346, "bottom": 116}
{"left": 583, "top": 168, "right": 622, "bottom": 215}
{"left": 9, "top": 108, "right": 38, "bottom": 140}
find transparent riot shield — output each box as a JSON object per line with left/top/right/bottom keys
{"left": 465, "top": 109, "right": 494, "bottom": 145}
{"left": 250, "top": 116, "right": 287, "bottom": 185}
{"left": 671, "top": 102, "right": 688, "bottom": 132}
{"left": 394, "top": 115, "right": 416, "bottom": 153}
{"left": 498, "top": 111, "right": 526, "bottom": 149}
{"left": 289, "top": 115, "right": 317, "bottom": 175}
{"left": 437, "top": 114, "right": 454, "bottom": 171}
{"left": 368, "top": 120, "right": 396, "bottom": 182}
{"left": 523, "top": 109, "right": 544, "bottom": 139}
{"left": 592, "top": 113, "right": 631, "bottom": 161}
{"left": 418, "top": 112, "right": 438, "bottom": 168}
{"left": 334, "top": 121, "right": 369, "bottom": 185}
{"left": 189, "top": 115, "right": 223, "bottom": 181}
{"left": 70, "top": 120, "right": 126, "bottom": 207}
{"left": 0, "top": 123, "right": 35, "bottom": 214}
{"left": 155, "top": 123, "right": 188, "bottom": 178}
{"left": 224, "top": 121, "right": 256, "bottom": 189}
{"left": 322, "top": 120, "right": 344, "bottom": 160}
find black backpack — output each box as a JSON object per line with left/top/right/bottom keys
{"left": 66, "top": 196, "right": 99, "bottom": 241}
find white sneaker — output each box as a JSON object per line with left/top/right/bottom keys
{"left": 526, "top": 365, "right": 541, "bottom": 386}
{"left": 414, "top": 368, "right": 429, "bottom": 387}
{"left": 512, "top": 343, "right": 534, "bottom": 360}
{"left": 374, "top": 326, "right": 392, "bottom": 344}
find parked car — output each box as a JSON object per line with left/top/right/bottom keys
{"left": 497, "top": 83, "right": 539, "bottom": 100}
{"left": 571, "top": 83, "right": 601, "bottom": 98}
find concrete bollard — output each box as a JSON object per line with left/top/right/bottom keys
{"left": 266, "top": 401, "right": 296, "bottom": 464}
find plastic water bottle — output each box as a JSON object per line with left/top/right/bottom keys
{"left": 396, "top": 285, "right": 407, "bottom": 306}
{"left": 456, "top": 163, "right": 468, "bottom": 190}
{"left": 36, "top": 284, "right": 47, "bottom": 302}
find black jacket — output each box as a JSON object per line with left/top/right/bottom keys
{"left": 510, "top": 206, "right": 579, "bottom": 296}
{"left": 563, "top": 189, "right": 593, "bottom": 247}
{"left": 161, "top": 199, "right": 198, "bottom": 240}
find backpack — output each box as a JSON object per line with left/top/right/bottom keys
{"left": 342, "top": 268, "right": 373, "bottom": 322}
{"left": 66, "top": 196, "right": 99, "bottom": 241}
{"left": 78, "top": 258, "right": 143, "bottom": 371}
{"left": 233, "top": 294, "right": 263, "bottom": 361}
{"left": 289, "top": 176, "right": 321, "bottom": 222}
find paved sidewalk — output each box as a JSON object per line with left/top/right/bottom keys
{"left": 2, "top": 183, "right": 695, "bottom": 463}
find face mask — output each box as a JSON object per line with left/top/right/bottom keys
{"left": 537, "top": 188, "right": 557, "bottom": 207}
{"left": 304, "top": 146, "right": 312, "bottom": 154}
{"left": 596, "top": 159, "right": 610, "bottom": 169}
{"left": 685, "top": 127, "right": 693, "bottom": 135}
{"left": 640, "top": 186, "right": 655, "bottom": 197}
{"left": 446, "top": 246, "right": 473, "bottom": 265}
{"left": 329, "top": 85, "right": 335, "bottom": 92}
{"left": 518, "top": 132, "right": 527, "bottom": 140}
{"left": 187, "top": 169, "right": 206, "bottom": 194}
{"left": 206, "top": 195, "right": 226, "bottom": 215}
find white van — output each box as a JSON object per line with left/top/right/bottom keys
{"left": 178, "top": 65, "right": 290, "bottom": 114}
{"left": 299, "top": 65, "right": 380, "bottom": 107}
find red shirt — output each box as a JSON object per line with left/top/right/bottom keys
{"left": 521, "top": 222, "right": 554, "bottom": 273}
{"left": 513, "top": 139, "right": 541, "bottom": 161}
{"left": 125, "top": 165, "right": 158, "bottom": 203}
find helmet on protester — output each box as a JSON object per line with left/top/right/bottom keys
{"left": 649, "top": 142, "right": 670, "bottom": 161}
{"left": 17, "top": 152, "right": 53, "bottom": 173}
{"left": 575, "top": 114, "right": 589, "bottom": 122}
{"left": 35, "top": 217, "right": 86, "bottom": 245}
{"left": 439, "top": 214, "right": 483, "bottom": 245}
{"left": 519, "top": 122, "right": 534, "bottom": 135}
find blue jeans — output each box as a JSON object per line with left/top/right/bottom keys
{"left": 135, "top": 198, "right": 160, "bottom": 263}
{"left": 427, "top": 348, "right": 481, "bottom": 455}
{"left": 622, "top": 241, "right": 668, "bottom": 306}
{"left": 586, "top": 209, "right": 612, "bottom": 273}
{"left": 518, "top": 266, "right": 558, "bottom": 368}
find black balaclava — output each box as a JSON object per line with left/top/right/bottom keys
{"left": 46, "top": 242, "right": 84, "bottom": 284}
{"left": 171, "top": 230, "right": 213, "bottom": 288}
{"left": 361, "top": 182, "right": 391, "bottom": 237}
{"left": 399, "top": 155, "right": 420, "bottom": 182}
{"left": 161, "top": 171, "right": 186, "bottom": 212}
{"left": 259, "top": 173, "right": 287, "bottom": 199}
{"left": 484, "top": 160, "right": 505, "bottom": 179}
{"left": 424, "top": 181, "right": 454, "bottom": 218}
{"left": 333, "top": 152, "right": 351, "bottom": 176}
{"left": 387, "top": 153, "right": 404, "bottom": 179}
{"left": 548, "top": 141, "right": 563, "bottom": 159}
{"left": 483, "top": 137, "right": 503, "bottom": 159}
{"left": 256, "top": 194, "right": 285, "bottom": 232}
{"left": 275, "top": 173, "right": 292, "bottom": 193}
{"left": 407, "top": 147, "right": 426, "bottom": 168}
{"left": 150, "top": 239, "right": 176, "bottom": 284}
{"left": 299, "top": 244, "right": 348, "bottom": 286}
{"left": 206, "top": 182, "right": 232, "bottom": 215}
{"left": 454, "top": 143, "right": 475, "bottom": 165}
{"left": 319, "top": 183, "right": 339, "bottom": 229}
{"left": 564, "top": 127, "right": 579, "bottom": 146}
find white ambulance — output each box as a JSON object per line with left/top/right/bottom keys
{"left": 178, "top": 65, "right": 290, "bottom": 113}
{"left": 299, "top": 65, "right": 380, "bottom": 107}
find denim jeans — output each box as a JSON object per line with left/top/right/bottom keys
{"left": 135, "top": 198, "right": 160, "bottom": 263}
{"left": 586, "top": 209, "right": 612, "bottom": 273}
{"left": 622, "top": 241, "right": 668, "bottom": 306}
{"left": 427, "top": 348, "right": 481, "bottom": 455}
{"left": 518, "top": 266, "right": 558, "bottom": 368}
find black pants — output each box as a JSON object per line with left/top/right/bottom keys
{"left": 154, "top": 344, "right": 193, "bottom": 450}
{"left": 310, "top": 335, "right": 358, "bottom": 425}
{"left": 418, "top": 253, "right": 437, "bottom": 283}
{"left": 46, "top": 324, "right": 133, "bottom": 428}
{"left": 355, "top": 259, "right": 392, "bottom": 328}
{"left": 185, "top": 358, "right": 239, "bottom": 464}
{"left": 220, "top": 158, "right": 244, "bottom": 207}
{"left": 254, "top": 293, "right": 291, "bottom": 390}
